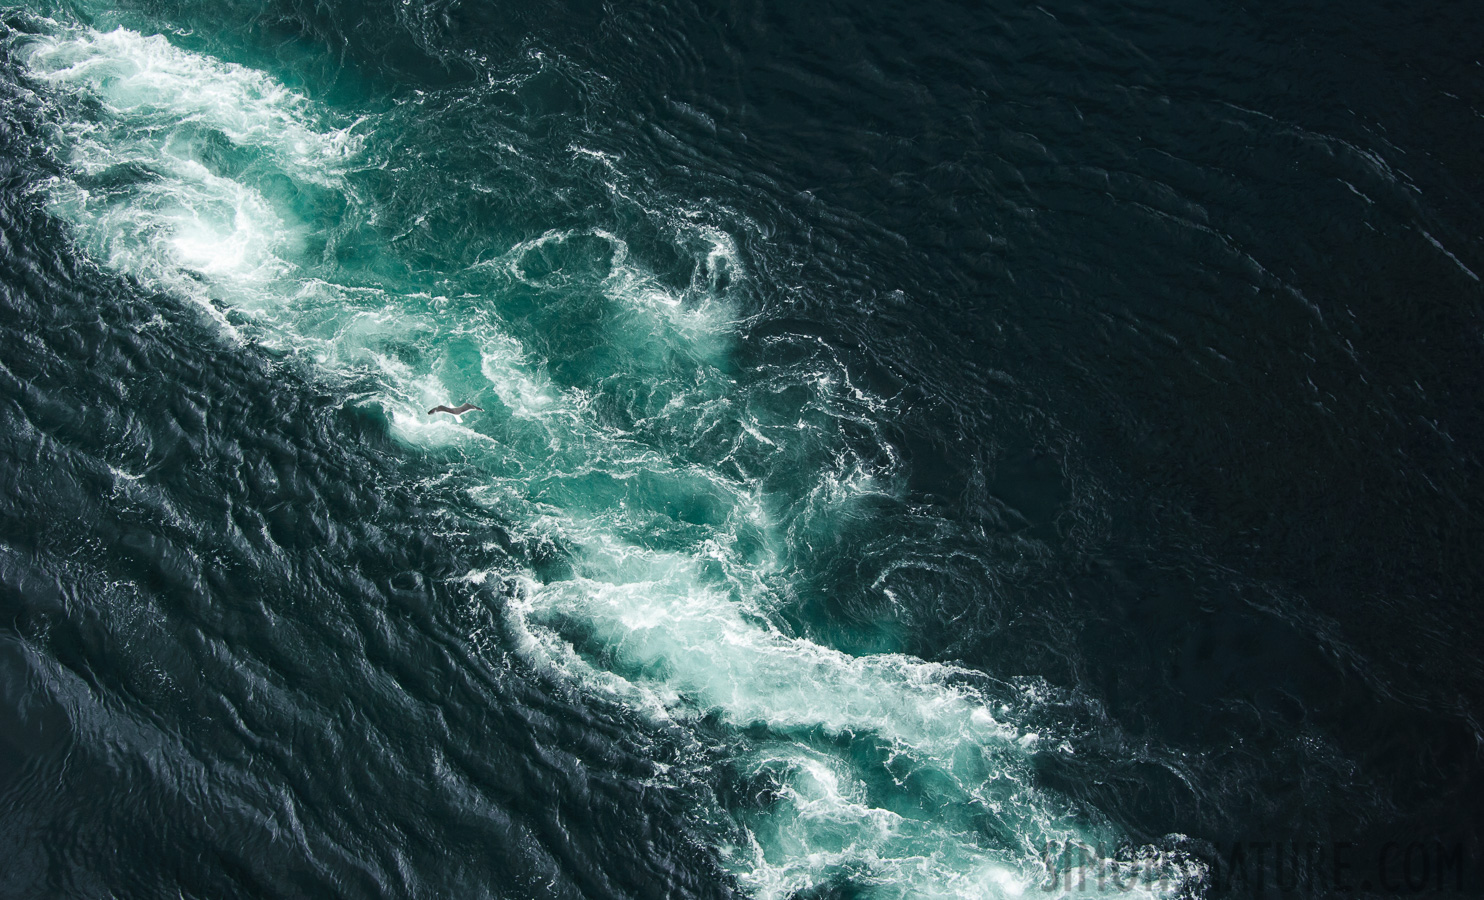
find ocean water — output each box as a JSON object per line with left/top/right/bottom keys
{"left": 0, "top": 1, "right": 1480, "bottom": 898}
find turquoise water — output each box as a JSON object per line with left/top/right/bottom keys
{"left": 8, "top": 11, "right": 1196, "bottom": 897}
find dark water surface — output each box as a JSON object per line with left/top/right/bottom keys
{"left": 1, "top": 0, "right": 1481, "bottom": 897}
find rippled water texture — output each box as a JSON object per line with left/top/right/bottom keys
{"left": 1, "top": 1, "right": 1481, "bottom": 898}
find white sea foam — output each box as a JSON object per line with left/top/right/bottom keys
{"left": 16, "top": 18, "right": 1198, "bottom": 899}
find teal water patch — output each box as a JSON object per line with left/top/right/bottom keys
{"left": 10, "top": 14, "right": 1201, "bottom": 898}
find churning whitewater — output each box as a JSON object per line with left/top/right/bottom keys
{"left": 9, "top": 12, "right": 1196, "bottom": 898}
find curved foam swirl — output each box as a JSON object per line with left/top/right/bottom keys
{"left": 14, "top": 17, "right": 1197, "bottom": 899}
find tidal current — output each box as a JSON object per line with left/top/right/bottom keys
{"left": 1, "top": 1, "right": 1480, "bottom": 898}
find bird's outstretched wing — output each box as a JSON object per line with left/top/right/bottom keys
{"left": 429, "top": 403, "right": 484, "bottom": 416}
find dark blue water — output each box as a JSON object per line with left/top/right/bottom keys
{"left": 1, "top": 1, "right": 1481, "bottom": 897}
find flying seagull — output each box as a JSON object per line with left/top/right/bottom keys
{"left": 428, "top": 403, "right": 484, "bottom": 416}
